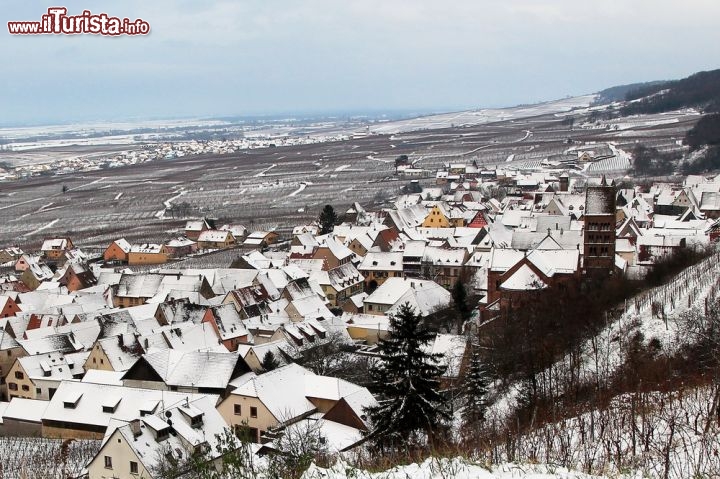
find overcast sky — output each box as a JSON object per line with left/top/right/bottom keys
{"left": 2, "top": 0, "right": 720, "bottom": 125}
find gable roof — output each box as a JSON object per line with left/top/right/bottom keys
{"left": 500, "top": 264, "right": 548, "bottom": 291}
{"left": 124, "top": 350, "right": 243, "bottom": 389}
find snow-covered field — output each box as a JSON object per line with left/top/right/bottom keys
{"left": 303, "top": 458, "right": 615, "bottom": 479}
{"left": 482, "top": 385, "right": 720, "bottom": 479}
{"left": 368, "top": 96, "right": 597, "bottom": 135}
{"left": 0, "top": 437, "right": 100, "bottom": 479}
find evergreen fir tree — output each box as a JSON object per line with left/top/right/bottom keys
{"left": 365, "top": 303, "right": 450, "bottom": 448}
{"left": 461, "top": 346, "right": 489, "bottom": 427}
{"left": 452, "top": 280, "right": 472, "bottom": 331}
{"left": 260, "top": 350, "right": 280, "bottom": 372}
{"left": 318, "top": 204, "right": 338, "bottom": 235}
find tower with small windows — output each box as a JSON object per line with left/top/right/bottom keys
{"left": 583, "top": 176, "right": 616, "bottom": 275}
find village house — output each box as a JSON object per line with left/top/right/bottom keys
{"left": 0, "top": 247, "right": 24, "bottom": 265}
{"left": 243, "top": 231, "right": 279, "bottom": 250}
{"left": 59, "top": 263, "right": 98, "bottom": 292}
{"left": 14, "top": 254, "right": 38, "bottom": 272}
{"left": 312, "top": 237, "right": 354, "bottom": 270}
{"left": 41, "top": 380, "right": 207, "bottom": 439}
{"left": 103, "top": 238, "right": 131, "bottom": 264}
{"left": 0, "top": 327, "right": 26, "bottom": 401}
{"left": 217, "top": 363, "right": 376, "bottom": 444}
{"left": 162, "top": 237, "right": 197, "bottom": 258}
{"left": 197, "top": 230, "right": 236, "bottom": 250}
{"left": 201, "top": 303, "right": 251, "bottom": 351}
{"left": 6, "top": 350, "right": 89, "bottom": 401}
{"left": 41, "top": 238, "right": 74, "bottom": 263}
{"left": 422, "top": 203, "right": 453, "bottom": 228}
{"left": 358, "top": 251, "right": 404, "bottom": 291}
{"left": 363, "top": 277, "right": 451, "bottom": 316}
{"left": 86, "top": 395, "right": 236, "bottom": 479}
{"left": 235, "top": 340, "right": 290, "bottom": 372}
{"left": 0, "top": 295, "right": 21, "bottom": 318}
{"left": 284, "top": 295, "right": 335, "bottom": 323}
{"left": 310, "top": 263, "right": 364, "bottom": 308}
{"left": 485, "top": 248, "right": 581, "bottom": 309}
{"left": 221, "top": 223, "right": 248, "bottom": 240}
{"left": 20, "top": 261, "right": 55, "bottom": 291}
{"left": 121, "top": 349, "right": 250, "bottom": 395}
{"left": 112, "top": 273, "right": 213, "bottom": 308}
{"left": 347, "top": 232, "right": 374, "bottom": 257}
{"left": 184, "top": 218, "right": 213, "bottom": 241}
{"left": 0, "top": 397, "right": 47, "bottom": 436}
{"left": 420, "top": 246, "right": 470, "bottom": 289}
{"left": 222, "top": 284, "right": 273, "bottom": 319}
{"left": 127, "top": 244, "right": 168, "bottom": 266}
{"left": 84, "top": 334, "right": 144, "bottom": 373}
{"left": 342, "top": 312, "right": 390, "bottom": 344}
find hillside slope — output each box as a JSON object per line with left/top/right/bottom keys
{"left": 620, "top": 69, "right": 720, "bottom": 115}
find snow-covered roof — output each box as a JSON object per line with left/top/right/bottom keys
{"left": 585, "top": 185, "right": 615, "bottom": 215}
{"left": 42, "top": 381, "right": 208, "bottom": 429}
{"left": 426, "top": 334, "right": 467, "bottom": 378}
{"left": 132, "top": 350, "right": 241, "bottom": 389}
{"left": 229, "top": 363, "right": 316, "bottom": 422}
{"left": 3, "top": 397, "right": 48, "bottom": 423}
{"left": 129, "top": 243, "right": 164, "bottom": 254}
{"left": 109, "top": 395, "right": 238, "bottom": 473}
{"left": 17, "top": 350, "right": 90, "bottom": 381}
{"left": 41, "top": 238, "right": 70, "bottom": 251}
{"left": 112, "top": 238, "right": 132, "bottom": 253}
{"left": 365, "top": 277, "right": 451, "bottom": 316}
{"left": 358, "top": 252, "right": 403, "bottom": 272}
{"left": 197, "top": 230, "right": 233, "bottom": 243}
{"left": 500, "top": 264, "right": 548, "bottom": 291}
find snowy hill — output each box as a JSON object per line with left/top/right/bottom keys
{"left": 303, "top": 457, "right": 614, "bottom": 479}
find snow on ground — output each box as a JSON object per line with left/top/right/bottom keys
{"left": 289, "top": 182, "right": 308, "bottom": 197}
{"left": 303, "top": 458, "right": 615, "bottom": 479}
{"left": 22, "top": 218, "right": 59, "bottom": 237}
{"left": 485, "top": 385, "right": 720, "bottom": 479}
{"left": 155, "top": 189, "right": 186, "bottom": 218}
{"left": 335, "top": 164, "right": 351, "bottom": 172}
{"left": 367, "top": 96, "right": 596, "bottom": 135}
{"left": 0, "top": 437, "right": 100, "bottom": 479}
{"left": 254, "top": 163, "right": 278, "bottom": 177}
{"left": 487, "top": 250, "right": 720, "bottom": 425}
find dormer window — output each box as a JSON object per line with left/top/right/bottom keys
{"left": 102, "top": 396, "right": 121, "bottom": 413}
{"left": 63, "top": 392, "right": 82, "bottom": 409}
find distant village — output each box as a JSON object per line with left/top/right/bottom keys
{"left": 1, "top": 157, "right": 719, "bottom": 478}
{"left": 0, "top": 134, "right": 349, "bottom": 180}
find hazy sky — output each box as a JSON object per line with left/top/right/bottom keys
{"left": 2, "top": 0, "right": 720, "bottom": 125}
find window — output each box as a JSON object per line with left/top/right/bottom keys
{"left": 104, "top": 456, "right": 113, "bottom": 469}
{"left": 130, "top": 461, "right": 139, "bottom": 474}
{"left": 36, "top": 387, "right": 41, "bottom": 394}
{"left": 21, "top": 385, "right": 29, "bottom": 392}
{"left": 250, "top": 407, "right": 258, "bottom": 418}
{"left": 234, "top": 404, "right": 241, "bottom": 415}
{"left": 14, "top": 371, "right": 24, "bottom": 380}
{"left": 8, "top": 382, "right": 17, "bottom": 391}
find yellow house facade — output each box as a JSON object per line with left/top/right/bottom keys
{"left": 422, "top": 205, "right": 451, "bottom": 228}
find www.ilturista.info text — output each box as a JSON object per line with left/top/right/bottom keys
{"left": 8, "top": 8, "right": 150, "bottom": 35}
